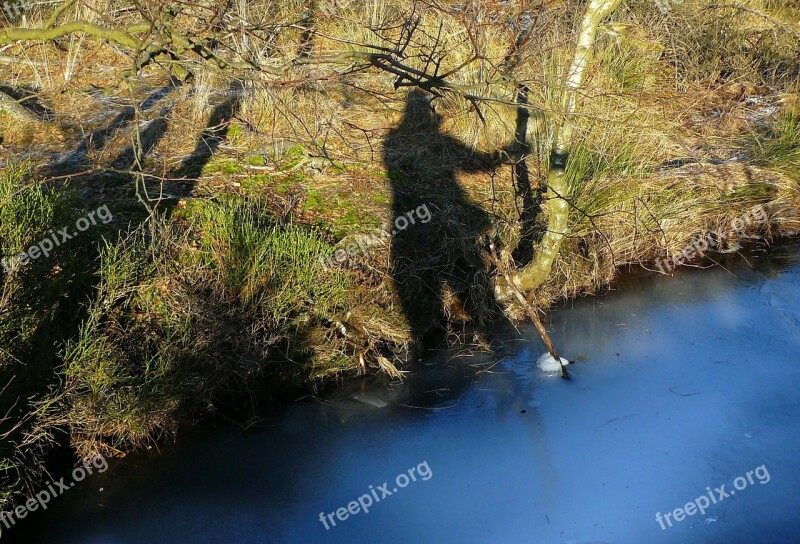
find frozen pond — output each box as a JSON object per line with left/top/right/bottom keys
{"left": 8, "top": 242, "right": 800, "bottom": 543}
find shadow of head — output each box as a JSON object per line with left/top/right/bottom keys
{"left": 398, "top": 89, "right": 441, "bottom": 131}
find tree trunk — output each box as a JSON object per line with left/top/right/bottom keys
{"left": 498, "top": 0, "right": 623, "bottom": 299}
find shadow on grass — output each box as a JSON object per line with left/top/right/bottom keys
{"left": 384, "top": 90, "right": 508, "bottom": 352}
{"left": 0, "top": 78, "right": 247, "bottom": 506}
{"left": 167, "top": 81, "right": 243, "bottom": 201}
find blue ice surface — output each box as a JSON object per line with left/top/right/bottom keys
{"left": 9, "top": 244, "right": 800, "bottom": 544}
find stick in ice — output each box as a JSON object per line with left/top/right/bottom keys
{"left": 537, "top": 353, "right": 572, "bottom": 373}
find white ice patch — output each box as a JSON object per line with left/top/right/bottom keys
{"left": 536, "top": 352, "right": 571, "bottom": 373}
{"left": 349, "top": 392, "right": 389, "bottom": 408}
{"left": 716, "top": 241, "right": 742, "bottom": 254}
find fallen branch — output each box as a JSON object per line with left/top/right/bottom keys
{"left": 489, "top": 244, "right": 569, "bottom": 379}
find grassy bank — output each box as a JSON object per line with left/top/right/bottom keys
{"left": 1, "top": 0, "right": 799, "bottom": 521}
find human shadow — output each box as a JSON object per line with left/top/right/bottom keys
{"left": 168, "top": 82, "right": 243, "bottom": 199}
{"left": 0, "top": 78, "right": 244, "bottom": 447}
{"left": 0, "top": 79, "right": 255, "bottom": 523}
{"left": 0, "top": 84, "right": 56, "bottom": 121}
{"left": 41, "top": 79, "right": 183, "bottom": 180}
{"left": 384, "top": 90, "right": 509, "bottom": 352}
{"left": 36, "top": 79, "right": 242, "bottom": 219}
